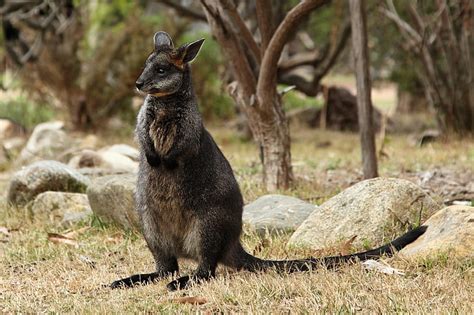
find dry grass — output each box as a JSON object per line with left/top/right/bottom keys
{"left": 1, "top": 127, "right": 473, "bottom": 313}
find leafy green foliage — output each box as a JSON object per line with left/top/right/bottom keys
{"left": 283, "top": 89, "right": 324, "bottom": 111}
{"left": 0, "top": 95, "right": 54, "bottom": 130}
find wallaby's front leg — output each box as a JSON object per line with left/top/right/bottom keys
{"left": 137, "top": 105, "right": 161, "bottom": 167}
{"left": 143, "top": 132, "right": 161, "bottom": 167}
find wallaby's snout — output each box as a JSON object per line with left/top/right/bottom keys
{"left": 135, "top": 80, "right": 144, "bottom": 90}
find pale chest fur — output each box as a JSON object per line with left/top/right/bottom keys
{"left": 148, "top": 108, "right": 179, "bottom": 156}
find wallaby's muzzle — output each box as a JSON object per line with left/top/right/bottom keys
{"left": 135, "top": 80, "right": 144, "bottom": 90}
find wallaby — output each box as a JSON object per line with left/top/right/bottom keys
{"left": 110, "top": 31, "right": 426, "bottom": 291}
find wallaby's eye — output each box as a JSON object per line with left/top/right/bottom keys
{"left": 157, "top": 68, "right": 166, "bottom": 74}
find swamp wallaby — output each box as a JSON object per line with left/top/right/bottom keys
{"left": 110, "top": 32, "right": 426, "bottom": 291}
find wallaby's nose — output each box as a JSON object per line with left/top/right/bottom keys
{"left": 136, "top": 80, "right": 144, "bottom": 90}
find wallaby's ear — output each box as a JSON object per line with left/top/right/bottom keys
{"left": 154, "top": 31, "right": 174, "bottom": 50}
{"left": 178, "top": 38, "right": 205, "bottom": 64}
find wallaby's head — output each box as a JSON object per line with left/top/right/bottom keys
{"left": 136, "top": 31, "right": 205, "bottom": 97}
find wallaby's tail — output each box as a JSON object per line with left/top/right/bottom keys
{"left": 227, "top": 225, "right": 427, "bottom": 273}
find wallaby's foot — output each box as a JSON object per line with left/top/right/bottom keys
{"left": 167, "top": 275, "right": 191, "bottom": 291}
{"left": 166, "top": 274, "right": 212, "bottom": 291}
{"left": 110, "top": 272, "right": 164, "bottom": 289}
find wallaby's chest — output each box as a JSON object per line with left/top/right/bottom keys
{"left": 148, "top": 108, "right": 181, "bottom": 155}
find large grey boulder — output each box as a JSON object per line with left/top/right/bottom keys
{"left": 18, "top": 121, "right": 72, "bottom": 164}
{"left": 288, "top": 177, "right": 441, "bottom": 249}
{"left": 86, "top": 174, "right": 139, "bottom": 230}
{"left": 32, "top": 192, "right": 92, "bottom": 225}
{"left": 243, "top": 194, "right": 316, "bottom": 234}
{"left": 400, "top": 205, "right": 474, "bottom": 258}
{"left": 7, "top": 160, "right": 91, "bottom": 206}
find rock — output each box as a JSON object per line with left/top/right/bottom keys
{"left": 78, "top": 134, "right": 99, "bottom": 149}
{"left": 97, "top": 151, "right": 138, "bottom": 173}
{"left": 18, "top": 121, "right": 72, "bottom": 164}
{"left": 417, "top": 129, "right": 441, "bottom": 147}
{"left": 78, "top": 167, "right": 131, "bottom": 178}
{"left": 32, "top": 192, "right": 92, "bottom": 225}
{"left": 243, "top": 194, "right": 316, "bottom": 234}
{"left": 0, "top": 118, "right": 26, "bottom": 140}
{"left": 68, "top": 146, "right": 139, "bottom": 173}
{"left": 2, "top": 137, "right": 26, "bottom": 156}
{"left": 288, "top": 177, "right": 441, "bottom": 249}
{"left": 287, "top": 107, "right": 320, "bottom": 128}
{"left": 86, "top": 174, "right": 139, "bottom": 229}
{"left": 68, "top": 150, "right": 104, "bottom": 168}
{"left": 7, "top": 160, "right": 91, "bottom": 206}
{"left": 0, "top": 146, "right": 8, "bottom": 169}
{"left": 100, "top": 144, "right": 139, "bottom": 161}
{"left": 400, "top": 205, "right": 474, "bottom": 258}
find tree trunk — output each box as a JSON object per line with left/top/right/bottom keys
{"left": 200, "top": 0, "right": 295, "bottom": 191}
{"left": 257, "top": 97, "right": 292, "bottom": 191}
{"left": 349, "top": 0, "right": 378, "bottom": 179}
{"left": 233, "top": 91, "right": 292, "bottom": 191}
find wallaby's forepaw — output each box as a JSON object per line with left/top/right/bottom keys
{"left": 146, "top": 153, "right": 161, "bottom": 167}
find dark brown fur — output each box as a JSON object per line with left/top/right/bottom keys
{"left": 110, "top": 32, "right": 427, "bottom": 291}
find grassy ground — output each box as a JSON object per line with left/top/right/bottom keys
{"left": 1, "top": 127, "right": 473, "bottom": 313}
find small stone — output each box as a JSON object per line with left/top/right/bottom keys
{"left": 400, "top": 205, "right": 474, "bottom": 258}
{"left": 86, "top": 174, "right": 139, "bottom": 230}
{"left": 32, "top": 191, "right": 92, "bottom": 224}
{"left": 243, "top": 194, "right": 316, "bottom": 235}
{"left": 18, "top": 121, "right": 73, "bottom": 164}
{"left": 100, "top": 144, "right": 139, "bottom": 161}
{"left": 7, "top": 160, "right": 91, "bottom": 206}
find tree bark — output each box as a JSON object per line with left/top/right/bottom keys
{"left": 349, "top": 0, "right": 378, "bottom": 179}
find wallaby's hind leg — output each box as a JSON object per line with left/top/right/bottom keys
{"left": 166, "top": 219, "right": 229, "bottom": 291}
{"left": 110, "top": 213, "right": 179, "bottom": 289}
{"left": 110, "top": 255, "right": 179, "bottom": 289}
{"left": 166, "top": 256, "right": 217, "bottom": 291}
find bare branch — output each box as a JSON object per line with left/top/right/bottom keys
{"left": 200, "top": 0, "right": 257, "bottom": 98}
{"left": 221, "top": 0, "right": 261, "bottom": 64}
{"left": 156, "top": 0, "right": 207, "bottom": 21}
{"left": 381, "top": 1, "right": 422, "bottom": 43}
{"left": 277, "top": 19, "right": 351, "bottom": 97}
{"left": 256, "top": 0, "right": 273, "bottom": 54}
{"left": 278, "top": 50, "right": 321, "bottom": 72}
{"left": 257, "top": 0, "right": 330, "bottom": 110}
{"left": 313, "top": 19, "right": 351, "bottom": 81}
